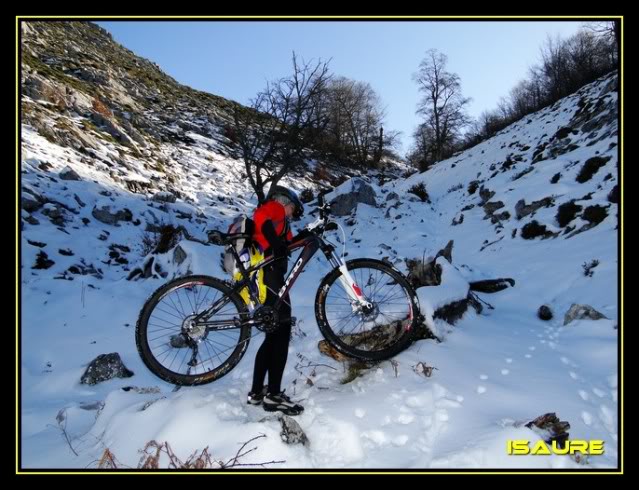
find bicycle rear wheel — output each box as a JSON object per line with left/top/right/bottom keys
{"left": 136, "top": 275, "right": 250, "bottom": 385}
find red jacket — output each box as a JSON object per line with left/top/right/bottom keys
{"left": 253, "top": 200, "right": 293, "bottom": 251}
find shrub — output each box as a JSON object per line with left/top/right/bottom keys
{"left": 556, "top": 201, "right": 582, "bottom": 227}
{"left": 408, "top": 182, "right": 430, "bottom": 202}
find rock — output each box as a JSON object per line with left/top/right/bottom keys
{"left": 433, "top": 294, "right": 474, "bottom": 325}
{"left": 411, "top": 317, "right": 440, "bottom": 341}
{"left": 330, "top": 193, "right": 358, "bottom": 216}
{"left": 563, "top": 304, "right": 608, "bottom": 326}
{"left": 91, "top": 110, "right": 134, "bottom": 146}
{"left": 23, "top": 75, "right": 67, "bottom": 109}
{"left": 24, "top": 215, "right": 40, "bottom": 225}
{"left": 576, "top": 156, "right": 611, "bottom": 183}
{"left": 92, "top": 205, "right": 133, "bottom": 225}
{"left": 491, "top": 211, "right": 511, "bottom": 223}
{"left": 38, "top": 161, "right": 53, "bottom": 171}
{"left": 173, "top": 245, "right": 187, "bottom": 265}
{"left": 406, "top": 258, "right": 442, "bottom": 287}
{"left": 582, "top": 205, "right": 608, "bottom": 226}
{"left": 121, "top": 386, "right": 161, "bottom": 394}
{"left": 42, "top": 203, "right": 65, "bottom": 225}
{"left": 521, "top": 221, "right": 555, "bottom": 240}
{"left": 318, "top": 340, "right": 350, "bottom": 362}
{"left": 279, "top": 415, "right": 309, "bottom": 446}
{"left": 66, "top": 87, "right": 94, "bottom": 114}
{"left": 67, "top": 260, "right": 103, "bottom": 279}
{"left": 33, "top": 251, "right": 54, "bottom": 270}
{"left": 152, "top": 191, "right": 177, "bottom": 204}
{"left": 22, "top": 189, "right": 44, "bottom": 212}
{"left": 538, "top": 305, "right": 553, "bottom": 321}
{"left": 436, "top": 240, "right": 454, "bottom": 263}
{"left": 525, "top": 413, "right": 570, "bottom": 447}
{"left": 515, "top": 197, "right": 555, "bottom": 220}
{"left": 120, "top": 119, "right": 148, "bottom": 147}
{"left": 469, "top": 278, "right": 515, "bottom": 293}
{"left": 406, "top": 241, "right": 455, "bottom": 288}
{"left": 126, "top": 179, "right": 154, "bottom": 194}
{"left": 80, "top": 353, "right": 134, "bottom": 385}
{"left": 386, "top": 191, "right": 399, "bottom": 201}
{"left": 60, "top": 166, "right": 82, "bottom": 181}
{"left": 484, "top": 200, "right": 505, "bottom": 215}
{"left": 340, "top": 360, "right": 377, "bottom": 384}
{"left": 329, "top": 178, "right": 377, "bottom": 216}
{"left": 74, "top": 194, "right": 86, "bottom": 207}
{"left": 479, "top": 186, "right": 495, "bottom": 203}
{"left": 451, "top": 214, "right": 464, "bottom": 226}
{"left": 351, "top": 178, "right": 377, "bottom": 206}
{"left": 556, "top": 201, "right": 583, "bottom": 227}
{"left": 78, "top": 401, "right": 105, "bottom": 411}
{"left": 553, "top": 126, "right": 573, "bottom": 140}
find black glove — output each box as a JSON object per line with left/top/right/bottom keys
{"left": 291, "top": 228, "right": 312, "bottom": 242}
{"left": 262, "top": 220, "right": 286, "bottom": 251}
{"left": 273, "top": 245, "right": 290, "bottom": 261}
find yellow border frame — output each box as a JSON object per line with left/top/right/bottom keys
{"left": 16, "top": 14, "right": 623, "bottom": 475}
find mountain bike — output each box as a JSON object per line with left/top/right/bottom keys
{"left": 136, "top": 194, "right": 423, "bottom": 386}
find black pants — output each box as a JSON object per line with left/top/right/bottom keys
{"left": 251, "top": 260, "right": 292, "bottom": 394}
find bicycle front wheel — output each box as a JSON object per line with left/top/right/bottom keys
{"left": 136, "top": 275, "right": 250, "bottom": 385}
{"left": 315, "top": 259, "right": 419, "bottom": 361}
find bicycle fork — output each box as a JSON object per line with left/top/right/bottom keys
{"left": 326, "top": 250, "right": 373, "bottom": 312}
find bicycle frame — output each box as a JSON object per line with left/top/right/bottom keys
{"left": 192, "top": 227, "right": 371, "bottom": 332}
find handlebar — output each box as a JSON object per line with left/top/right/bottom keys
{"left": 317, "top": 191, "right": 331, "bottom": 221}
{"left": 306, "top": 191, "right": 337, "bottom": 234}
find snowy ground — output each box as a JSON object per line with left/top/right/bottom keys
{"left": 20, "top": 73, "right": 620, "bottom": 470}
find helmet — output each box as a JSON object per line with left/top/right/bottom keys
{"left": 269, "top": 185, "right": 304, "bottom": 220}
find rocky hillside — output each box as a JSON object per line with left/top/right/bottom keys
{"left": 20, "top": 20, "right": 405, "bottom": 283}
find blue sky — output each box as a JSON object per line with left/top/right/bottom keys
{"left": 98, "top": 20, "right": 584, "bottom": 154}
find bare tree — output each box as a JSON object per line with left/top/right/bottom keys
{"left": 233, "top": 54, "right": 331, "bottom": 203}
{"left": 566, "top": 29, "right": 616, "bottom": 90}
{"left": 540, "top": 34, "right": 572, "bottom": 102}
{"left": 322, "top": 76, "right": 391, "bottom": 168}
{"left": 582, "top": 20, "right": 619, "bottom": 60}
{"left": 408, "top": 123, "right": 437, "bottom": 172}
{"left": 412, "top": 49, "right": 471, "bottom": 164}
{"left": 456, "top": 24, "right": 618, "bottom": 157}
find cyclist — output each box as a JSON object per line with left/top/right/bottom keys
{"left": 247, "top": 185, "right": 308, "bottom": 415}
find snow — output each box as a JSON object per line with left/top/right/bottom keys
{"left": 20, "top": 72, "right": 619, "bottom": 469}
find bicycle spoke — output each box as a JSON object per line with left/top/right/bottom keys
{"left": 142, "top": 280, "right": 251, "bottom": 379}
{"left": 167, "top": 292, "right": 188, "bottom": 319}
{"left": 147, "top": 322, "right": 180, "bottom": 331}
{"left": 321, "top": 264, "right": 415, "bottom": 355}
{"left": 153, "top": 306, "right": 185, "bottom": 323}
{"left": 181, "top": 287, "right": 196, "bottom": 316}
{"left": 148, "top": 332, "right": 176, "bottom": 343}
